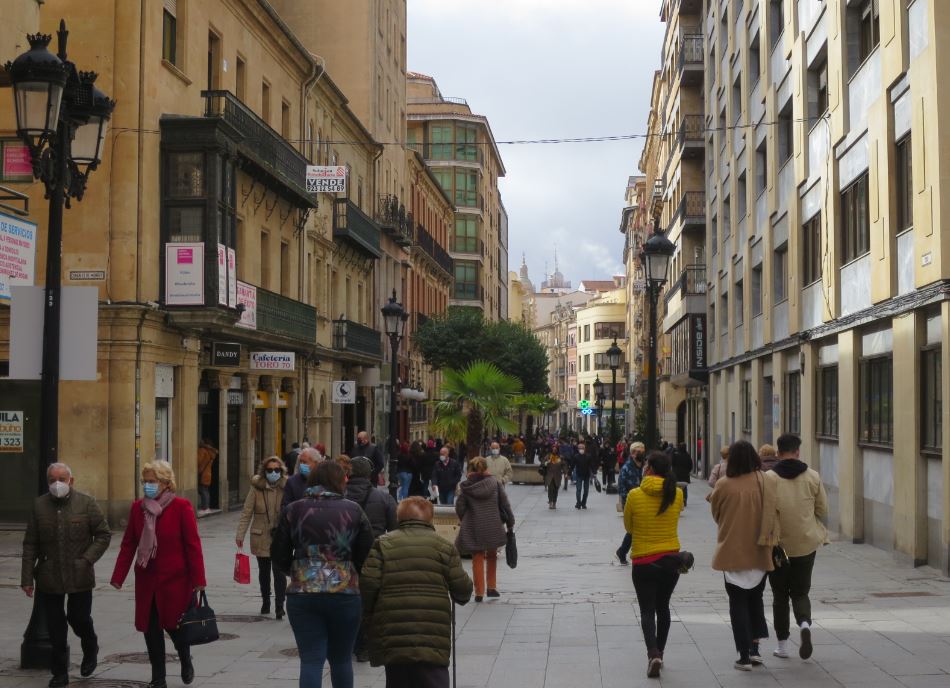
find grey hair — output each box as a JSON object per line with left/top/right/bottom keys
{"left": 47, "top": 463, "right": 72, "bottom": 479}
{"left": 297, "top": 447, "right": 323, "bottom": 472}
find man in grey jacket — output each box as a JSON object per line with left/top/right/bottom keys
{"left": 21, "top": 463, "right": 111, "bottom": 687}
{"left": 767, "top": 434, "right": 828, "bottom": 661}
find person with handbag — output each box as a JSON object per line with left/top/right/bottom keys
{"left": 235, "top": 456, "right": 288, "bottom": 620}
{"left": 709, "top": 441, "right": 780, "bottom": 671}
{"left": 767, "top": 434, "right": 828, "bottom": 660}
{"left": 455, "top": 457, "right": 515, "bottom": 603}
{"left": 541, "top": 445, "right": 563, "bottom": 509}
{"left": 271, "top": 460, "right": 374, "bottom": 688}
{"left": 111, "top": 461, "right": 207, "bottom": 688}
{"left": 622, "top": 451, "right": 685, "bottom": 678}
{"left": 360, "top": 497, "right": 473, "bottom": 687}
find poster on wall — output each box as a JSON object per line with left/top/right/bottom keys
{"left": 236, "top": 281, "right": 257, "bottom": 329}
{"left": 0, "top": 212, "right": 37, "bottom": 302}
{"left": 164, "top": 243, "right": 204, "bottom": 305}
{"left": 227, "top": 247, "right": 237, "bottom": 308}
{"left": 217, "top": 244, "right": 227, "bottom": 306}
{"left": 2, "top": 141, "right": 32, "bottom": 181}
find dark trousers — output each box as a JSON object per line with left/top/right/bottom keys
{"left": 631, "top": 562, "right": 680, "bottom": 653}
{"left": 287, "top": 593, "right": 361, "bottom": 687}
{"left": 197, "top": 484, "right": 210, "bottom": 510}
{"left": 385, "top": 663, "right": 449, "bottom": 688}
{"left": 256, "top": 556, "right": 287, "bottom": 606}
{"left": 574, "top": 473, "right": 590, "bottom": 506}
{"left": 724, "top": 576, "right": 769, "bottom": 656}
{"left": 144, "top": 599, "right": 188, "bottom": 681}
{"left": 617, "top": 532, "right": 632, "bottom": 558}
{"left": 768, "top": 551, "right": 816, "bottom": 640}
{"left": 40, "top": 589, "right": 97, "bottom": 677}
{"left": 546, "top": 480, "right": 559, "bottom": 504}
{"left": 680, "top": 484, "right": 688, "bottom": 506}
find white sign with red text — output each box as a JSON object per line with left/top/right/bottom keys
{"left": 306, "top": 165, "right": 347, "bottom": 193}
{"left": 236, "top": 281, "right": 257, "bottom": 329}
{"left": 165, "top": 243, "right": 204, "bottom": 305}
{"left": 0, "top": 212, "right": 37, "bottom": 302}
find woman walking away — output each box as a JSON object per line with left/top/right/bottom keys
{"left": 615, "top": 442, "right": 645, "bottom": 564}
{"left": 707, "top": 446, "right": 731, "bottom": 488}
{"left": 542, "top": 446, "right": 563, "bottom": 509}
{"left": 111, "top": 461, "right": 206, "bottom": 688}
{"left": 455, "top": 457, "right": 515, "bottom": 602}
{"left": 236, "top": 456, "right": 288, "bottom": 619}
{"left": 271, "top": 461, "right": 374, "bottom": 688}
{"left": 623, "top": 452, "right": 685, "bottom": 678}
{"left": 709, "top": 441, "right": 780, "bottom": 671}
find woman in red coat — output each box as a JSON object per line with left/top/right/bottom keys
{"left": 111, "top": 461, "right": 207, "bottom": 688}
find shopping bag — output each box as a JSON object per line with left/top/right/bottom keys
{"left": 505, "top": 530, "right": 518, "bottom": 569}
{"left": 176, "top": 591, "right": 220, "bottom": 646}
{"left": 233, "top": 551, "right": 251, "bottom": 584}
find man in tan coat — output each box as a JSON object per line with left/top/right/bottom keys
{"left": 485, "top": 441, "right": 513, "bottom": 486}
{"left": 767, "top": 433, "right": 828, "bottom": 661}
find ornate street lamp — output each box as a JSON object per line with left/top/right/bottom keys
{"left": 593, "top": 375, "right": 604, "bottom": 436}
{"left": 6, "top": 20, "right": 115, "bottom": 672}
{"left": 640, "top": 218, "right": 675, "bottom": 450}
{"left": 381, "top": 290, "right": 409, "bottom": 494}
{"left": 606, "top": 338, "right": 623, "bottom": 447}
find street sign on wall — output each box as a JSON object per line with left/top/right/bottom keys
{"left": 305, "top": 165, "right": 347, "bottom": 193}
{"left": 332, "top": 381, "right": 356, "bottom": 404}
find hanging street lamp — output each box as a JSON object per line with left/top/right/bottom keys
{"left": 640, "top": 218, "right": 675, "bottom": 450}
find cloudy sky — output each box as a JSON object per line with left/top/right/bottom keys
{"left": 407, "top": 0, "right": 664, "bottom": 286}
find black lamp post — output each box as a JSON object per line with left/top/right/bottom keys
{"left": 381, "top": 289, "right": 408, "bottom": 495}
{"left": 640, "top": 218, "right": 675, "bottom": 450}
{"left": 606, "top": 338, "right": 623, "bottom": 448}
{"left": 592, "top": 375, "right": 604, "bottom": 436}
{"left": 6, "top": 22, "right": 114, "bottom": 670}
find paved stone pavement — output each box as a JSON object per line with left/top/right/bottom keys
{"left": 3, "top": 480, "right": 950, "bottom": 687}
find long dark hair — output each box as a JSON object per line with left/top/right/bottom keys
{"left": 725, "top": 440, "right": 761, "bottom": 477}
{"left": 645, "top": 451, "right": 678, "bottom": 515}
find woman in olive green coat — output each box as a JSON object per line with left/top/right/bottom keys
{"left": 360, "top": 496, "right": 473, "bottom": 687}
{"left": 235, "top": 456, "right": 287, "bottom": 618}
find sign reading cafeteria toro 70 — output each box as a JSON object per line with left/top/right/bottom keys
{"left": 250, "top": 352, "right": 295, "bottom": 371}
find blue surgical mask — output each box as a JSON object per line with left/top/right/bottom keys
{"left": 266, "top": 470, "right": 281, "bottom": 483}
{"left": 143, "top": 483, "right": 160, "bottom": 499}
{"left": 299, "top": 463, "right": 311, "bottom": 477}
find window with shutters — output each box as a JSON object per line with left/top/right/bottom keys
{"left": 162, "top": 0, "right": 179, "bottom": 66}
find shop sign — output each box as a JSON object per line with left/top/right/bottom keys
{"left": 155, "top": 364, "right": 175, "bottom": 398}
{"left": 227, "top": 248, "right": 237, "bottom": 308}
{"left": 164, "top": 242, "right": 204, "bottom": 305}
{"left": 250, "top": 352, "right": 295, "bottom": 371}
{"left": 212, "top": 342, "right": 241, "bottom": 367}
{"left": 236, "top": 281, "right": 257, "bottom": 329}
{"left": 227, "top": 390, "right": 244, "bottom": 405}
{"left": 217, "top": 244, "right": 227, "bottom": 306}
{"left": 2, "top": 141, "right": 32, "bottom": 180}
{"left": 0, "top": 212, "right": 37, "bottom": 302}
{"left": 254, "top": 391, "right": 269, "bottom": 408}
{"left": 305, "top": 165, "right": 346, "bottom": 193}
{"left": 332, "top": 381, "right": 355, "bottom": 404}
{"left": 277, "top": 392, "right": 289, "bottom": 408}
{"left": 690, "top": 314, "right": 706, "bottom": 370}
{"left": 0, "top": 410, "right": 24, "bottom": 452}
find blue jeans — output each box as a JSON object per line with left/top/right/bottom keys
{"left": 574, "top": 471, "right": 590, "bottom": 506}
{"left": 397, "top": 472, "right": 412, "bottom": 501}
{"left": 286, "top": 593, "right": 361, "bottom": 688}
{"left": 438, "top": 490, "right": 455, "bottom": 505}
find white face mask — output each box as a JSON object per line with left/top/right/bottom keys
{"left": 49, "top": 481, "right": 71, "bottom": 499}
{"left": 491, "top": 449, "right": 500, "bottom": 456}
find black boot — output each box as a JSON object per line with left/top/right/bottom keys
{"left": 261, "top": 596, "right": 271, "bottom": 615}
{"left": 275, "top": 599, "right": 284, "bottom": 620}
{"left": 48, "top": 676, "right": 69, "bottom": 688}
{"left": 80, "top": 637, "right": 98, "bottom": 677}
{"left": 179, "top": 650, "right": 194, "bottom": 685}
{"left": 147, "top": 680, "right": 167, "bottom": 688}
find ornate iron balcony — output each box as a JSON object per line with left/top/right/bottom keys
{"left": 333, "top": 198, "right": 382, "bottom": 258}
{"left": 332, "top": 319, "right": 383, "bottom": 359}
{"left": 256, "top": 287, "right": 317, "bottom": 343}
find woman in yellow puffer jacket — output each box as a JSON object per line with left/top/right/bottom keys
{"left": 622, "top": 451, "right": 684, "bottom": 679}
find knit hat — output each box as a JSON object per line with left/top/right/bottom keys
{"left": 350, "top": 456, "right": 373, "bottom": 479}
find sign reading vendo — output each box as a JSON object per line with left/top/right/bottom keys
{"left": 250, "top": 352, "right": 295, "bottom": 371}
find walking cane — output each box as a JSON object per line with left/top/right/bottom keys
{"left": 451, "top": 599, "right": 457, "bottom": 688}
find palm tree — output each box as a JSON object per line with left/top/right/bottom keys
{"left": 431, "top": 361, "right": 522, "bottom": 454}
{"left": 514, "top": 393, "right": 560, "bottom": 435}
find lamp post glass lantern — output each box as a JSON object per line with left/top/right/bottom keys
{"left": 640, "top": 219, "right": 675, "bottom": 450}
{"left": 606, "top": 339, "right": 622, "bottom": 446}
{"left": 381, "top": 290, "right": 409, "bottom": 495}
{"left": 593, "top": 375, "right": 604, "bottom": 436}
{"left": 6, "top": 21, "right": 114, "bottom": 671}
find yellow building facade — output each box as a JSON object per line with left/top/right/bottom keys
{"left": 575, "top": 287, "right": 628, "bottom": 437}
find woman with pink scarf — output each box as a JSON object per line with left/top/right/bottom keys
{"left": 111, "top": 461, "right": 206, "bottom": 688}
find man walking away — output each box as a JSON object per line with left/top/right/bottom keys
{"left": 196, "top": 439, "right": 218, "bottom": 514}
{"left": 573, "top": 442, "right": 593, "bottom": 509}
{"left": 485, "top": 441, "right": 513, "bottom": 486}
{"left": 360, "top": 497, "right": 473, "bottom": 688}
{"left": 21, "top": 463, "right": 111, "bottom": 687}
{"left": 767, "top": 433, "right": 828, "bottom": 661}
{"left": 282, "top": 442, "right": 301, "bottom": 476}
{"left": 431, "top": 447, "right": 463, "bottom": 505}
{"left": 352, "top": 431, "right": 385, "bottom": 485}
{"left": 671, "top": 443, "right": 693, "bottom": 507}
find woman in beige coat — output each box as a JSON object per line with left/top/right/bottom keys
{"left": 709, "top": 441, "right": 779, "bottom": 671}
{"left": 236, "top": 456, "right": 287, "bottom": 618}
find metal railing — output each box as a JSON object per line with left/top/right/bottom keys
{"left": 414, "top": 223, "right": 454, "bottom": 276}
{"left": 677, "top": 114, "right": 705, "bottom": 147}
{"left": 664, "top": 264, "right": 707, "bottom": 304}
{"left": 257, "top": 287, "right": 317, "bottom": 342}
{"left": 333, "top": 198, "right": 382, "bottom": 258}
{"left": 678, "top": 34, "right": 704, "bottom": 73}
{"left": 202, "top": 90, "right": 312, "bottom": 204}
{"left": 332, "top": 319, "right": 383, "bottom": 359}
{"left": 450, "top": 236, "right": 484, "bottom": 256}
{"left": 375, "top": 194, "right": 412, "bottom": 245}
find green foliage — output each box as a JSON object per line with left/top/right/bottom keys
{"left": 431, "top": 361, "right": 522, "bottom": 451}
{"left": 414, "top": 308, "right": 549, "bottom": 394}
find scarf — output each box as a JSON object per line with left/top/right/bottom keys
{"left": 136, "top": 490, "right": 176, "bottom": 568}
{"left": 305, "top": 485, "right": 342, "bottom": 498}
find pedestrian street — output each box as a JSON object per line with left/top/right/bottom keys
{"left": 3, "top": 480, "right": 950, "bottom": 688}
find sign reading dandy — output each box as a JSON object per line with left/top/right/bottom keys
{"left": 250, "top": 351, "right": 295, "bottom": 371}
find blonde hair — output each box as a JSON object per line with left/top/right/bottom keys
{"left": 468, "top": 456, "right": 488, "bottom": 474}
{"left": 396, "top": 496, "right": 434, "bottom": 523}
{"left": 142, "top": 460, "right": 177, "bottom": 491}
{"left": 335, "top": 454, "right": 352, "bottom": 476}
{"left": 758, "top": 443, "right": 777, "bottom": 457}
{"left": 630, "top": 442, "right": 645, "bottom": 454}
{"left": 720, "top": 446, "right": 730, "bottom": 459}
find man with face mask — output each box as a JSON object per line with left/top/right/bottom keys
{"left": 281, "top": 447, "right": 322, "bottom": 509}
{"left": 351, "top": 430, "right": 385, "bottom": 486}
{"left": 431, "top": 447, "right": 463, "bottom": 505}
{"left": 573, "top": 442, "right": 594, "bottom": 509}
{"left": 21, "top": 463, "right": 112, "bottom": 687}
{"left": 484, "top": 441, "right": 513, "bottom": 486}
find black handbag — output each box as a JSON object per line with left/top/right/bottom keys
{"left": 772, "top": 545, "right": 790, "bottom": 569}
{"left": 176, "top": 591, "right": 219, "bottom": 646}
{"left": 505, "top": 530, "right": 518, "bottom": 569}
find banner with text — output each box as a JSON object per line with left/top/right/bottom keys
{"left": 165, "top": 243, "right": 204, "bottom": 305}
{"left": 0, "top": 212, "right": 36, "bottom": 302}
{"left": 250, "top": 352, "right": 295, "bottom": 371}
{"left": 306, "top": 165, "right": 347, "bottom": 193}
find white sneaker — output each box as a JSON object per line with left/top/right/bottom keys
{"left": 773, "top": 640, "right": 789, "bottom": 658}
